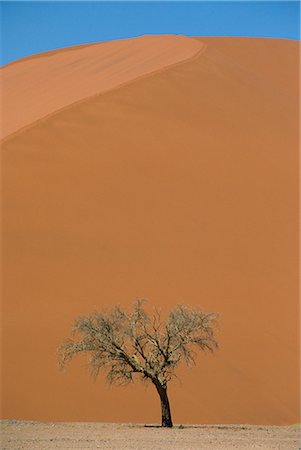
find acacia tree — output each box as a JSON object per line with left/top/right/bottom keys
{"left": 59, "top": 300, "right": 218, "bottom": 428}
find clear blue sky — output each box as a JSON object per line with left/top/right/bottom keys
{"left": 1, "top": 1, "right": 300, "bottom": 66}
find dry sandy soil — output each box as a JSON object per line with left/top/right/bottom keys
{"left": 1, "top": 421, "right": 300, "bottom": 450}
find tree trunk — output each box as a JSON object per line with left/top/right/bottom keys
{"left": 153, "top": 381, "right": 173, "bottom": 428}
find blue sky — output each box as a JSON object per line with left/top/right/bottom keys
{"left": 1, "top": 1, "right": 300, "bottom": 66}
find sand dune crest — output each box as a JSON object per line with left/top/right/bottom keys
{"left": 0, "top": 35, "right": 203, "bottom": 139}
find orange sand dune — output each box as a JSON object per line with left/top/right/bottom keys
{"left": 1, "top": 36, "right": 299, "bottom": 425}
{"left": 0, "top": 35, "right": 203, "bottom": 139}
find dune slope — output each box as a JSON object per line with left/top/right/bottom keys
{"left": 0, "top": 35, "right": 203, "bottom": 139}
{"left": 1, "top": 37, "right": 299, "bottom": 425}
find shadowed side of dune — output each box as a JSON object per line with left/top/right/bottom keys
{"left": 0, "top": 35, "right": 203, "bottom": 139}
{"left": 1, "top": 37, "right": 300, "bottom": 425}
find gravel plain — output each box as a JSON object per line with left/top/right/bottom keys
{"left": 1, "top": 420, "right": 300, "bottom": 450}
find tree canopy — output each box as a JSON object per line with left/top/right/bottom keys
{"left": 59, "top": 300, "right": 219, "bottom": 427}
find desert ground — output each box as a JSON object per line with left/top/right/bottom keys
{"left": 1, "top": 35, "right": 299, "bottom": 425}
{"left": 1, "top": 421, "right": 300, "bottom": 450}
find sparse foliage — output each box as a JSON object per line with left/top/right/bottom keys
{"left": 59, "top": 300, "right": 218, "bottom": 427}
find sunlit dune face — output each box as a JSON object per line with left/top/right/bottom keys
{"left": 0, "top": 35, "right": 203, "bottom": 140}
{"left": 1, "top": 36, "right": 299, "bottom": 425}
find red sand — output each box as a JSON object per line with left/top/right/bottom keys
{"left": 1, "top": 36, "right": 300, "bottom": 425}
{"left": 0, "top": 35, "right": 203, "bottom": 139}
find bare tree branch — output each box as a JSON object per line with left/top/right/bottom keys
{"left": 58, "top": 300, "right": 219, "bottom": 427}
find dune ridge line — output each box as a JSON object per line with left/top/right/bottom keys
{"left": 0, "top": 35, "right": 205, "bottom": 141}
